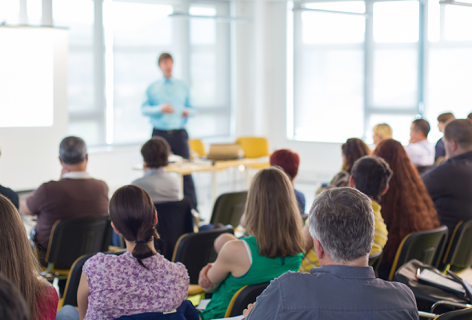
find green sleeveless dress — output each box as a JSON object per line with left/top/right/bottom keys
{"left": 199, "top": 236, "right": 303, "bottom": 320}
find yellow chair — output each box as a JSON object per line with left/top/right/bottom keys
{"left": 189, "top": 139, "right": 206, "bottom": 158}
{"left": 224, "top": 282, "right": 270, "bottom": 317}
{"left": 235, "top": 137, "right": 270, "bottom": 169}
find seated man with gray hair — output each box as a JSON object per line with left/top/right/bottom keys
{"left": 20, "top": 136, "right": 109, "bottom": 260}
{"left": 243, "top": 187, "right": 419, "bottom": 320}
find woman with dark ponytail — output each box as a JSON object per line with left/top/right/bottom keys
{"left": 58, "top": 185, "right": 189, "bottom": 320}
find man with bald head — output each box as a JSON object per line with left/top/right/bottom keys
{"left": 422, "top": 119, "right": 472, "bottom": 233}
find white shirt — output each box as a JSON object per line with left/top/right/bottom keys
{"left": 132, "top": 168, "right": 180, "bottom": 203}
{"left": 404, "top": 140, "right": 435, "bottom": 166}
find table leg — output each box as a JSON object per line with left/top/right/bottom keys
{"left": 212, "top": 170, "right": 218, "bottom": 204}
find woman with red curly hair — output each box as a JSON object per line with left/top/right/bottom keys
{"left": 270, "top": 149, "right": 305, "bottom": 214}
{"left": 373, "top": 139, "right": 439, "bottom": 278}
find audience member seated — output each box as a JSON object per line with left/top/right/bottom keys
{"left": 373, "top": 123, "right": 393, "bottom": 147}
{"left": 0, "top": 273, "right": 30, "bottom": 320}
{"left": 270, "top": 149, "right": 305, "bottom": 213}
{"left": 301, "top": 155, "right": 391, "bottom": 272}
{"left": 326, "top": 138, "right": 371, "bottom": 189}
{"left": 19, "top": 136, "right": 109, "bottom": 259}
{"left": 57, "top": 185, "right": 189, "bottom": 320}
{"left": 435, "top": 112, "right": 455, "bottom": 163}
{"left": 0, "top": 149, "right": 19, "bottom": 209}
{"left": 0, "top": 195, "right": 58, "bottom": 320}
{"left": 243, "top": 188, "right": 419, "bottom": 320}
{"left": 468, "top": 113, "right": 472, "bottom": 121}
{"left": 405, "top": 119, "right": 434, "bottom": 166}
{"left": 132, "top": 137, "right": 180, "bottom": 203}
{"left": 198, "top": 167, "right": 304, "bottom": 320}
{"left": 374, "top": 139, "right": 439, "bottom": 278}
{"left": 422, "top": 119, "right": 472, "bottom": 234}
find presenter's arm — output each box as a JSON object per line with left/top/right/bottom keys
{"left": 142, "top": 87, "right": 165, "bottom": 117}
{"left": 182, "top": 84, "right": 195, "bottom": 118}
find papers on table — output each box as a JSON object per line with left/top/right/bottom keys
{"left": 213, "top": 316, "right": 244, "bottom": 320}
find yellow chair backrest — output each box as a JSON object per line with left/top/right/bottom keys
{"left": 189, "top": 139, "right": 206, "bottom": 158}
{"left": 236, "top": 137, "right": 269, "bottom": 159}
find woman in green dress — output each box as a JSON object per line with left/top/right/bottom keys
{"left": 198, "top": 166, "right": 305, "bottom": 320}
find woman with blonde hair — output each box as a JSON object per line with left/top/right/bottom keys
{"left": 198, "top": 167, "right": 305, "bottom": 320}
{"left": 0, "top": 195, "right": 58, "bottom": 320}
{"left": 373, "top": 123, "right": 393, "bottom": 146}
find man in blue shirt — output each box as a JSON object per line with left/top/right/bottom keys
{"left": 142, "top": 53, "right": 197, "bottom": 208}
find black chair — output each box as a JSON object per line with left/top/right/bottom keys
{"left": 115, "top": 300, "right": 199, "bottom": 320}
{"left": 369, "top": 251, "right": 383, "bottom": 276}
{"left": 172, "top": 226, "right": 234, "bottom": 295}
{"left": 41, "top": 215, "right": 112, "bottom": 279}
{"left": 59, "top": 250, "right": 126, "bottom": 309}
{"left": 224, "top": 282, "right": 270, "bottom": 317}
{"left": 438, "top": 220, "right": 472, "bottom": 272}
{"left": 154, "top": 198, "right": 195, "bottom": 261}
{"left": 416, "top": 165, "right": 432, "bottom": 175}
{"left": 209, "top": 191, "right": 248, "bottom": 228}
{"left": 388, "top": 226, "right": 449, "bottom": 280}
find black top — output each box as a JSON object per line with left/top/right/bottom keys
{"left": 435, "top": 138, "right": 446, "bottom": 162}
{"left": 0, "top": 184, "right": 19, "bottom": 209}
{"left": 422, "top": 151, "right": 472, "bottom": 233}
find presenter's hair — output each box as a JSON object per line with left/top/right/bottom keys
{"left": 109, "top": 185, "right": 159, "bottom": 269}
{"left": 59, "top": 136, "right": 87, "bottom": 165}
{"left": 141, "top": 137, "right": 170, "bottom": 169}
{"left": 244, "top": 167, "right": 304, "bottom": 258}
{"left": 158, "top": 53, "right": 173, "bottom": 66}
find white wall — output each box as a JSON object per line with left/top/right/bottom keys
{"left": 0, "top": 27, "right": 69, "bottom": 191}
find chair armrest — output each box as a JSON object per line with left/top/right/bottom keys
{"left": 191, "top": 209, "right": 200, "bottom": 233}
{"left": 431, "top": 300, "right": 472, "bottom": 313}
{"left": 418, "top": 311, "right": 437, "bottom": 319}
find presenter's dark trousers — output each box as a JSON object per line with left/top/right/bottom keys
{"left": 152, "top": 128, "right": 197, "bottom": 209}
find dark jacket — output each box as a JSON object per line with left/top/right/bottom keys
{"left": 422, "top": 151, "right": 472, "bottom": 233}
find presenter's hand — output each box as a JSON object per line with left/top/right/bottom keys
{"left": 182, "top": 110, "right": 189, "bottom": 118}
{"left": 161, "top": 103, "right": 175, "bottom": 114}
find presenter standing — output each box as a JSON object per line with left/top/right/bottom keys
{"left": 142, "top": 53, "right": 197, "bottom": 209}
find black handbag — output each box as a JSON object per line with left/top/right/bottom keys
{"left": 393, "top": 259, "right": 471, "bottom": 314}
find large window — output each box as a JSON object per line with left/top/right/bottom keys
{"left": 292, "top": 0, "right": 472, "bottom": 145}
{"left": 50, "top": 0, "right": 232, "bottom": 146}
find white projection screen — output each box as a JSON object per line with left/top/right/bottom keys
{"left": 0, "top": 27, "right": 55, "bottom": 127}
{"left": 0, "top": 26, "right": 68, "bottom": 190}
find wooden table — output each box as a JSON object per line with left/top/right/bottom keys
{"left": 164, "top": 158, "right": 265, "bottom": 202}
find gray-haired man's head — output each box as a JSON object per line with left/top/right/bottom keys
{"left": 59, "top": 136, "right": 87, "bottom": 165}
{"left": 308, "top": 187, "right": 374, "bottom": 264}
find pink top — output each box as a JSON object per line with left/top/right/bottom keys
{"left": 37, "top": 284, "right": 59, "bottom": 320}
{"left": 83, "top": 252, "right": 189, "bottom": 320}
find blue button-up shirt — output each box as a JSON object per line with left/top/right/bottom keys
{"left": 142, "top": 78, "right": 194, "bottom": 130}
{"left": 245, "top": 265, "right": 419, "bottom": 320}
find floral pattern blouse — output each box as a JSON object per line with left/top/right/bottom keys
{"left": 83, "top": 252, "right": 189, "bottom": 320}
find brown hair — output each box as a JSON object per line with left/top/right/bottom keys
{"left": 437, "top": 112, "right": 455, "bottom": 123}
{"left": 244, "top": 167, "right": 304, "bottom": 258}
{"left": 109, "top": 185, "right": 159, "bottom": 268}
{"left": 412, "top": 119, "right": 431, "bottom": 138}
{"left": 341, "top": 138, "right": 371, "bottom": 173}
{"left": 373, "top": 139, "right": 439, "bottom": 266}
{"left": 0, "top": 195, "right": 50, "bottom": 320}
{"left": 157, "top": 53, "right": 173, "bottom": 66}
{"left": 444, "top": 119, "right": 472, "bottom": 149}
{"left": 141, "top": 137, "right": 170, "bottom": 169}
{"left": 351, "top": 156, "right": 393, "bottom": 203}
